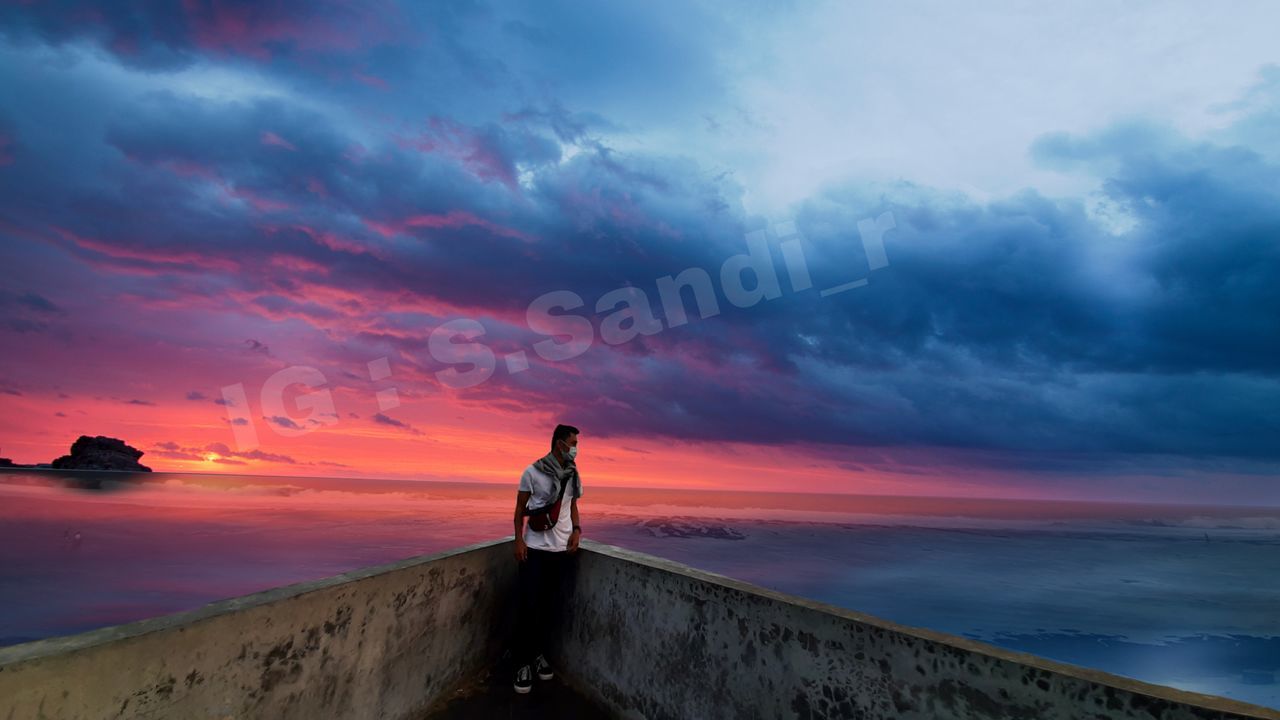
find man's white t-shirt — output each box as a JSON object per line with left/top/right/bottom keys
{"left": 519, "top": 462, "right": 582, "bottom": 552}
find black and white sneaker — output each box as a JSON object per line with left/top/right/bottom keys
{"left": 535, "top": 653, "right": 554, "bottom": 680}
{"left": 514, "top": 664, "right": 532, "bottom": 694}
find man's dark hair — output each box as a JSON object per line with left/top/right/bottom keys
{"left": 551, "top": 423, "right": 580, "bottom": 452}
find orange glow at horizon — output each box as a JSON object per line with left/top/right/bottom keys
{"left": 0, "top": 382, "right": 1007, "bottom": 498}
{"left": 5, "top": 380, "right": 1259, "bottom": 506}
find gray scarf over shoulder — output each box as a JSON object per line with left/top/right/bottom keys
{"left": 531, "top": 451, "right": 581, "bottom": 507}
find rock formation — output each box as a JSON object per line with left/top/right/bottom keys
{"left": 49, "top": 435, "right": 152, "bottom": 472}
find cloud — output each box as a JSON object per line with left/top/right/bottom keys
{"left": 230, "top": 448, "right": 297, "bottom": 464}
{"left": 420, "top": 84, "right": 1280, "bottom": 464}
{"left": 149, "top": 441, "right": 203, "bottom": 461}
{"left": 151, "top": 440, "right": 298, "bottom": 465}
{"left": 1, "top": 3, "right": 1278, "bottom": 492}
{"left": 260, "top": 131, "right": 296, "bottom": 151}
{"left": 0, "top": 1, "right": 405, "bottom": 70}
{"left": 0, "top": 290, "right": 64, "bottom": 334}
{"left": 213, "top": 456, "right": 248, "bottom": 465}
{"left": 15, "top": 291, "right": 62, "bottom": 313}
{"left": 372, "top": 412, "right": 422, "bottom": 436}
{"left": 264, "top": 415, "right": 302, "bottom": 431}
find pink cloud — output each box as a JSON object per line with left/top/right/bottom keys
{"left": 123, "top": 151, "right": 294, "bottom": 215}
{"left": 304, "top": 177, "right": 329, "bottom": 196}
{"left": 121, "top": 155, "right": 219, "bottom": 181}
{"left": 353, "top": 71, "right": 389, "bottom": 91}
{"left": 398, "top": 118, "right": 518, "bottom": 189}
{"left": 362, "top": 209, "right": 534, "bottom": 243}
{"left": 179, "top": 0, "right": 405, "bottom": 62}
{"left": 223, "top": 185, "right": 293, "bottom": 213}
{"left": 266, "top": 253, "right": 330, "bottom": 275}
{"left": 259, "top": 131, "right": 297, "bottom": 151}
{"left": 278, "top": 224, "right": 380, "bottom": 258}
{"left": 46, "top": 225, "right": 242, "bottom": 274}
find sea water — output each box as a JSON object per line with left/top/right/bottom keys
{"left": 2, "top": 469, "right": 1277, "bottom": 709}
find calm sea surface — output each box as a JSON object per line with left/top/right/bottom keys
{"left": 2, "top": 469, "right": 1278, "bottom": 709}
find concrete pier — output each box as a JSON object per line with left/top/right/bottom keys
{"left": 556, "top": 542, "right": 1279, "bottom": 720}
{"left": 1, "top": 538, "right": 1275, "bottom": 719}
{"left": 0, "top": 538, "right": 517, "bottom": 720}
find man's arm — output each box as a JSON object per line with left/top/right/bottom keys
{"left": 568, "top": 496, "right": 581, "bottom": 552}
{"left": 514, "top": 490, "right": 531, "bottom": 534}
{"left": 513, "top": 490, "right": 531, "bottom": 561}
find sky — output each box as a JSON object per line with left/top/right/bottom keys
{"left": 1, "top": 1, "right": 1278, "bottom": 504}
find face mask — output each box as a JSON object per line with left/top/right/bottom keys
{"left": 567, "top": 446, "right": 578, "bottom": 460}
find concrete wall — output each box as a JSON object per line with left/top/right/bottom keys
{"left": 556, "top": 540, "right": 1280, "bottom": 720}
{"left": 4, "top": 537, "right": 1276, "bottom": 720}
{"left": 0, "top": 538, "right": 517, "bottom": 720}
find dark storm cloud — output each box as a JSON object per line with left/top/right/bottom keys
{"left": 434, "top": 112, "right": 1280, "bottom": 462}
{"left": 1030, "top": 122, "right": 1280, "bottom": 375}
{"left": 0, "top": 1, "right": 397, "bottom": 70}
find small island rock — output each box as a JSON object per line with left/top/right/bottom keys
{"left": 50, "top": 435, "right": 153, "bottom": 472}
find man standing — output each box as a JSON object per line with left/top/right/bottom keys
{"left": 511, "top": 423, "right": 583, "bottom": 694}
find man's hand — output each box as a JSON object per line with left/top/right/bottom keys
{"left": 514, "top": 489, "right": 531, "bottom": 562}
{"left": 567, "top": 528, "right": 581, "bottom": 553}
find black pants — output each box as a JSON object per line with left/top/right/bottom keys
{"left": 512, "top": 547, "right": 572, "bottom": 669}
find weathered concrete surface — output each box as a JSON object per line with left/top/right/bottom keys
{"left": 556, "top": 539, "right": 1280, "bottom": 720}
{"left": 0, "top": 538, "right": 517, "bottom": 720}
{"left": 4, "top": 537, "right": 1276, "bottom": 720}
